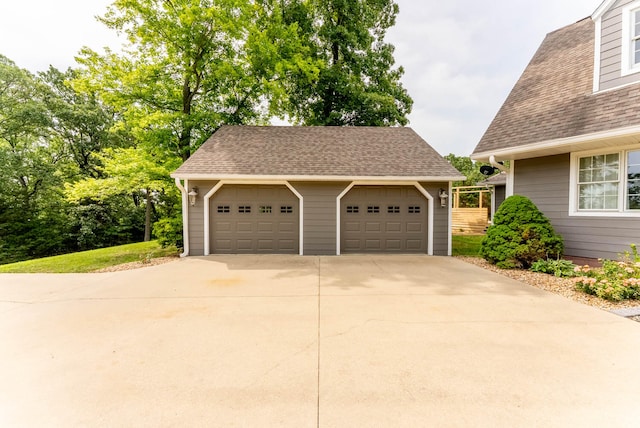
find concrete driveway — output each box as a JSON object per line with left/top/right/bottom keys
{"left": 2, "top": 255, "right": 640, "bottom": 427}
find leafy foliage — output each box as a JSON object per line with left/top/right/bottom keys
{"left": 530, "top": 259, "right": 578, "bottom": 278}
{"left": 574, "top": 244, "right": 640, "bottom": 301}
{"left": 480, "top": 195, "right": 564, "bottom": 269}
{"left": 285, "top": 0, "right": 412, "bottom": 126}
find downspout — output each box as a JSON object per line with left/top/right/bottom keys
{"left": 489, "top": 155, "right": 514, "bottom": 197}
{"left": 174, "top": 177, "right": 190, "bottom": 257}
{"left": 489, "top": 155, "right": 507, "bottom": 172}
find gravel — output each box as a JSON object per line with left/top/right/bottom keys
{"left": 456, "top": 256, "right": 640, "bottom": 312}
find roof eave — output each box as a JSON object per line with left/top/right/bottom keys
{"left": 170, "top": 173, "right": 466, "bottom": 182}
{"left": 471, "top": 125, "right": 640, "bottom": 162}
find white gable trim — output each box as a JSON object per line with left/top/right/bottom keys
{"left": 592, "top": 0, "right": 618, "bottom": 20}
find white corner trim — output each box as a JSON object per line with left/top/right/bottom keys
{"left": 447, "top": 181, "right": 453, "bottom": 256}
{"left": 203, "top": 180, "right": 305, "bottom": 256}
{"left": 593, "top": 0, "right": 616, "bottom": 20}
{"left": 174, "top": 178, "right": 190, "bottom": 257}
{"left": 506, "top": 162, "right": 515, "bottom": 198}
{"left": 593, "top": 17, "right": 602, "bottom": 93}
{"left": 335, "top": 182, "right": 356, "bottom": 255}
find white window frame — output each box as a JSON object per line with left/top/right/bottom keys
{"left": 569, "top": 146, "right": 640, "bottom": 217}
{"left": 621, "top": 2, "right": 640, "bottom": 76}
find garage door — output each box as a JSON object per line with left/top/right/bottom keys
{"left": 341, "top": 186, "right": 428, "bottom": 253}
{"left": 210, "top": 185, "right": 299, "bottom": 254}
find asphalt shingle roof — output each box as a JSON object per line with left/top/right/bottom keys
{"left": 473, "top": 18, "right": 640, "bottom": 156}
{"left": 172, "top": 126, "right": 463, "bottom": 179}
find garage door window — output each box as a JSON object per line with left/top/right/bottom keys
{"left": 217, "top": 205, "right": 230, "bottom": 213}
{"left": 259, "top": 205, "right": 272, "bottom": 214}
{"left": 387, "top": 206, "right": 400, "bottom": 214}
{"left": 367, "top": 206, "right": 380, "bottom": 213}
{"left": 280, "top": 206, "right": 293, "bottom": 214}
{"left": 346, "top": 206, "right": 359, "bottom": 213}
{"left": 239, "top": 206, "right": 251, "bottom": 213}
{"left": 408, "top": 206, "right": 421, "bottom": 214}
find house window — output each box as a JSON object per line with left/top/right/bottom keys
{"left": 622, "top": 3, "right": 640, "bottom": 75}
{"left": 280, "top": 206, "right": 293, "bottom": 214}
{"left": 367, "top": 206, "right": 380, "bottom": 214}
{"left": 346, "top": 206, "right": 359, "bottom": 214}
{"left": 387, "top": 206, "right": 400, "bottom": 214}
{"left": 578, "top": 153, "right": 619, "bottom": 210}
{"left": 217, "top": 205, "right": 230, "bottom": 213}
{"left": 572, "top": 149, "right": 640, "bottom": 215}
{"left": 259, "top": 205, "right": 272, "bottom": 214}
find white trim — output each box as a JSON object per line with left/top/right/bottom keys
{"left": 569, "top": 147, "right": 640, "bottom": 217}
{"left": 335, "top": 182, "right": 356, "bottom": 255}
{"left": 471, "top": 124, "right": 640, "bottom": 161}
{"left": 171, "top": 173, "right": 465, "bottom": 182}
{"left": 506, "top": 163, "right": 515, "bottom": 198}
{"left": 621, "top": 2, "right": 640, "bottom": 77}
{"left": 174, "top": 178, "right": 190, "bottom": 257}
{"left": 203, "top": 182, "right": 225, "bottom": 255}
{"left": 335, "top": 182, "right": 434, "bottom": 256}
{"left": 593, "top": 16, "right": 602, "bottom": 93}
{"left": 447, "top": 181, "right": 453, "bottom": 256}
{"left": 203, "top": 180, "right": 304, "bottom": 256}
{"left": 284, "top": 182, "right": 304, "bottom": 256}
{"left": 593, "top": 0, "right": 616, "bottom": 20}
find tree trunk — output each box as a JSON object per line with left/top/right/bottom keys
{"left": 144, "top": 188, "right": 152, "bottom": 242}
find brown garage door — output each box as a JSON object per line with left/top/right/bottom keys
{"left": 341, "top": 186, "right": 428, "bottom": 253}
{"left": 210, "top": 185, "right": 299, "bottom": 254}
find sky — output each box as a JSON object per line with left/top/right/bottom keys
{"left": 0, "top": 0, "right": 602, "bottom": 156}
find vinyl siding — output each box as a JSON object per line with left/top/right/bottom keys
{"left": 290, "top": 182, "right": 349, "bottom": 255}
{"left": 599, "top": 0, "right": 640, "bottom": 91}
{"left": 514, "top": 155, "right": 640, "bottom": 259}
{"left": 186, "top": 180, "right": 218, "bottom": 256}
{"left": 420, "top": 182, "right": 450, "bottom": 256}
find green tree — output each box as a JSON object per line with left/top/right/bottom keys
{"left": 40, "top": 66, "right": 129, "bottom": 179}
{"left": 66, "top": 147, "right": 181, "bottom": 242}
{"left": 0, "top": 56, "right": 72, "bottom": 263}
{"left": 76, "top": 0, "right": 315, "bottom": 161}
{"left": 285, "top": 0, "right": 412, "bottom": 126}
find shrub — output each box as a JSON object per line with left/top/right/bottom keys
{"left": 480, "top": 195, "right": 564, "bottom": 269}
{"left": 530, "top": 259, "right": 578, "bottom": 278}
{"left": 153, "top": 216, "right": 183, "bottom": 248}
{"left": 574, "top": 244, "right": 640, "bottom": 301}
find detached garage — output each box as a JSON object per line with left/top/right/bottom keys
{"left": 171, "top": 126, "right": 463, "bottom": 256}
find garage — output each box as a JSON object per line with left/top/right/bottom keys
{"left": 210, "top": 184, "right": 299, "bottom": 254}
{"left": 341, "top": 186, "right": 428, "bottom": 253}
{"left": 173, "top": 126, "right": 464, "bottom": 256}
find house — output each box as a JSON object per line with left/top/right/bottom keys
{"left": 471, "top": 1, "right": 640, "bottom": 260}
{"left": 171, "top": 126, "right": 464, "bottom": 256}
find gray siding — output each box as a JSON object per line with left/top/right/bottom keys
{"left": 290, "top": 182, "right": 349, "bottom": 255}
{"left": 186, "top": 180, "right": 218, "bottom": 256}
{"left": 599, "top": 0, "right": 640, "bottom": 91}
{"left": 420, "top": 182, "right": 450, "bottom": 256}
{"left": 514, "top": 155, "right": 640, "bottom": 259}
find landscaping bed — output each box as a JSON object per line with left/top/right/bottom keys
{"left": 457, "top": 256, "right": 640, "bottom": 312}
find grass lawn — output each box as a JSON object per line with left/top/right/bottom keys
{"left": 452, "top": 235, "right": 484, "bottom": 257}
{"left": 0, "top": 241, "right": 179, "bottom": 274}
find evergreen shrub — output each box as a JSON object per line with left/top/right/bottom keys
{"left": 480, "top": 195, "right": 563, "bottom": 269}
